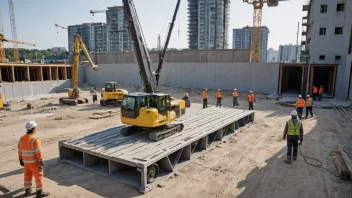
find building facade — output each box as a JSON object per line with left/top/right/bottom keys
{"left": 278, "top": 44, "right": 301, "bottom": 63}
{"left": 51, "top": 47, "right": 67, "bottom": 54}
{"left": 68, "top": 23, "right": 108, "bottom": 53}
{"left": 188, "top": 0, "right": 230, "bottom": 50}
{"left": 232, "top": 26, "right": 269, "bottom": 62}
{"left": 301, "top": 0, "right": 352, "bottom": 99}
{"left": 106, "top": 6, "right": 132, "bottom": 52}
{"left": 267, "top": 48, "right": 279, "bottom": 62}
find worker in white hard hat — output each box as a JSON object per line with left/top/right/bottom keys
{"left": 216, "top": 89, "right": 222, "bottom": 107}
{"left": 232, "top": 88, "right": 239, "bottom": 107}
{"left": 296, "top": 94, "right": 305, "bottom": 120}
{"left": 202, "top": 89, "right": 208, "bottom": 109}
{"left": 305, "top": 95, "right": 314, "bottom": 118}
{"left": 247, "top": 91, "right": 255, "bottom": 110}
{"left": 283, "top": 110, "right": 304, "bottom": 164}
{"left": 18, "top": 121, "right": 50, "bottom": 197}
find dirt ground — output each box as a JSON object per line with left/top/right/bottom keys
{"left": 0, "top": 85, "right": 351, "bottom": 198}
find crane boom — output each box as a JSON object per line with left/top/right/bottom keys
{"left": 123, "top": 0, "right": 155, "bottom": 93}
{"left": 55, "top": 23, "right": 68, "bottom": 30}
{"left": 155, "top": 0, "right": 181, "bottom": 92}
{"left": 89, "top": 10, "right": 106, "bottom": 16}
{"left": 8, "top": 0, "right": 19, "bottom": 63}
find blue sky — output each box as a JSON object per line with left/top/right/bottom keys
{"left": 0, "top": 0, "right": 306, "bottom": 50}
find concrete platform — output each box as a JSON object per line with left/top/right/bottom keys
{"left": 59, "top": 107, "right": 254, "bottom": 193}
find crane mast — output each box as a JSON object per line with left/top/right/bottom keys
{"left": 8, "top": 0, "right": 19, "bottom": 63}
{"left": 155, "top": 0, "right": 181, "bottom": 92}
{"left": 123, "top": 0, "right": 155, "bottom": 93}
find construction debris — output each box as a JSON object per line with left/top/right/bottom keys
{"left": 331, "top": 150, "right": 350, "bottom": 179}
{"left": 89, "top": 110, "right": 119, "bottom": 119}
{"left": 27, "top": 103, "right": 34, "bottom": 109}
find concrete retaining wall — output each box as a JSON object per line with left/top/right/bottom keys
{"left": 85, "top": 63, "right": 280, "bottom": 94}
{"left": 0, "top": 80, "right": 72, "bottom": 102}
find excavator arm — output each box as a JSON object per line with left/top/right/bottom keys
{"left": 72, "top": 34, "right": 98, "bottom": 93}
{"left": 123, "top": 0, "right": 156, "bottom": 93}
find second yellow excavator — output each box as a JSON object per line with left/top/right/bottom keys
{"left": 59, "top": 34, "right": 98, "bottom": 105}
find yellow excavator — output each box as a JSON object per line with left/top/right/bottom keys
{"left": 59, "top": 34, "right": 98, "bottom": 105}
{"left": 100, "top": 82, "right": 128, "bottom": 106}
{"left": 121, "top": 0, "right": 188, "bottom": 142}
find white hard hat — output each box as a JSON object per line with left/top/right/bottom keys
{"left": 234, "top": 88, "right": 237, "bottom": 90}
{"left": 291, "top": 110, "right": 298, "bottom": 116}
{"left": 249, "top": 91, "right": 252, "bottom": 93}
{"left": 205, "top": 88, "right": 207, "bottom": 91}
{"left": 218, "top": 89, "right": 220, "bottom": 91}
{"left": 307, "top": 95, "right": 310, "bottom": 97}
{"left": 26, "top": 121, "right": 37, "bottom": 130}
{"left": 299, "top": 94, "right": 302, "bottom": 97}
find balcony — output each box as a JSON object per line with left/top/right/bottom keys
{"left": 302, "top": 31, "right": 307, "bottom": 35}
{"left": 302, "top": 5, "right": 309, "bottom": 11}
{"left": 301, "top": 40, "right": 306, "bottom": 45}
{"left": 302, "top": 18, "right": 308, "bottom": 26}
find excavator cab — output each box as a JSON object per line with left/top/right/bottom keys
{"left": 100, "top": 82, "right": 128, "bottom": 106}
{"left": 104, "top": 82, "right": 116, "bottom": 92}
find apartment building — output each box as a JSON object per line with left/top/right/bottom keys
{"left": 278, "top": 44, "right": 301, "bottom": 63}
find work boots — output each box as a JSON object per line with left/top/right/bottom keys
{"left": 36, "top": 190, "right": 50, "bottom": 197}
{"left": 24, "top": 189, "right": 33, "bottom": 197}
{"left": 284, "top": 157, "right": 292, "bottom": 164}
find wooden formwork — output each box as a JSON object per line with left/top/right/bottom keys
{"left": 59, "top": 107, "right": 254, "bottom": 193}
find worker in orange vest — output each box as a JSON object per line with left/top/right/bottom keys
{"left": 305, "top": 95, "right": 313, "bottom": 118}
{"left": 312, "top": 86, "right": 318, "bottom": 101}
{"left": 216, "top": 89, "right": 222, "bottom": 107}
{"left": 18, "top": 121, "right": 50, "bottom": 197}
{"left": 202, "top": 89, "right": 208, "bottom": 109}
{"left": 247, "top": 91, "right": 255, "bottom": 110}
{"left": 296, "top": 95, "right": 305, "bottom": 120}
{"left": 232, "top": 88, "right": 239, "bottom": 107}
{"left": 318, "top": 86, "right": 323, "bottom": 101}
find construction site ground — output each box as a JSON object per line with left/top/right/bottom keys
{"left": 0, "top": 85, "right": 351, "bottom": 198}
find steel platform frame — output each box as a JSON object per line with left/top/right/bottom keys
{"left": 59, "top": 107, "right": 255, "bottom": 193}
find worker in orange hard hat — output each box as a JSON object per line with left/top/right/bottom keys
{"left": 18, "top": 121, "right": 50, "bottom": 197}
{"left": 247, "top": 91, "right": 255, "bottom": 110}
{"left": 202, "top": 89, "right": 208, "bottom": 109}
{"left": 296, "top": 95, "right": 305, "bottom": 120}
{"left": 305, "top": 95, "right": 313, "bottom": 118}
{"left": 216, "top": 89, "right": 222, "bottom": 107}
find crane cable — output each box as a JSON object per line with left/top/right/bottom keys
{"left": 159, "top": 0, "right": 177, "bottom": 38}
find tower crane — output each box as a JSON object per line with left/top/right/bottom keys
{"left": 8, "top": 0, "right": 20, "bottom": 63}
{"left": 55, "top": 23, "right": 68, "bottom": 30}
{"left": 243, "top": 0, "right": 284, "bottom": 62}
{"left": 89, "top": 9, "right": 106, "bottom": 16}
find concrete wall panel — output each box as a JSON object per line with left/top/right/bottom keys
{"left": 32, "top": 82, "right": 43, "bottom": 96}
{"left": 215, "top": 63, "right": 235, "bottom": 90}
{"left": 233, "top": 63, "right": 251, "bottom": 92}
{"left": 1, "top": 84, "right": 14, "bottom": 101}
{"left": 12, "top": 84, "right": 23, "bottom": 100}
{"left": 20, "top": 83, "right": 33, "bottom": 99}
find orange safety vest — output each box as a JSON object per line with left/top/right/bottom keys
{"left": 202, "top": 91, "right": 207, "bottom": 99}
{"left": 248, "top": 94, "right": 255, "bottom": 102}
{"left": 232, "top": 91, "right": 238, "bottom": 97}
{"left": 319, "top": 87, "right": 323, "bottom": 94}
{"left": 306, "top": 98, "right": 311, "bottom": 107}
{"left": 296, "top": 98, "right": 305, "bottom": 108}
{"left": 18, "top": 134, "right": 43, "bottom": 164}
{"left": 216, "top": 91, "right": 222, "bottom": 99}
{"left": 313, "top": 87, "right": 318, "bottom": 93}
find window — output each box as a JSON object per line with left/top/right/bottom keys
{"left": 319, "top": 28, "right": 326, "bottom": 35}
{"left": 335, "top": 56, "right": 341, "bottom": 60}
{"left": 335, "top": 27, "right": 343, "bottom": 34}
{"left": 320, "top": 5, "right": 327, "bottom": 13}
{"left": 319, "top": 55, "right": 325, "bottom": 60}
{"left": 337, "top": 3, "right": 344, "bottom": 11}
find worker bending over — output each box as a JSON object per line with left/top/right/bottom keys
{"left": 202, "top": 89, "right": 208, "bottom": 109}
{"left": 216, "top": 89, "right": 222, "bottom": 107}
{"left": 18, "top": 121, "right": 50, "bottom": 197}
{"left": 318, "top": 86, "right": 323, "bottom": 101}
{"left": 247, "top": 91, "right": 255, "bottom": 110}
{"left": 232, "top": 88, "right": 239, "bottom": 107}
{"left": 296, "top": 95, "right": 305, "bottom": 120}
{"left": 305, "top": 95, "right": 313, "bottom": 118}
{"left": 283, "top": 110, "right": 304, "bottom": 164}
{"left": 312, "top": 86, "right": 318, "bottom": 101}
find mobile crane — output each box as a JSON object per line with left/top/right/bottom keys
{"left": 59, "top": 34, "right": 98, "bottom": 105}
{"left": 121, "top": 0, "right": 185, "bottom": 142}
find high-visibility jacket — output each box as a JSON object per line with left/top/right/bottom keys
{"left": 287, "top": 119, "right": 302, "bottom": 136}
{"left": 202, "top": 91, "right": 207, "bottom": 99}
{"left": 18, "top": 134, "right": 43, "bottom": 164}
{"left": 306, "top": 98, "right": 312, "bottom": 107}
{"left": 319, "top": 87, "right": 323, "bottom": 94}
{"left": 296, "top": 98, "right": 305, "bottom": 107}
{"left": 313, "top": 87, "right": 318, "bottom": 94}
{"left": 248, "top": 94, "right": 255, "bottom": 102}
{"left": 216, "top": 91, "right": 222, "bottom": 99}
{"left": 232, "top": 91, "right": 238, "bottom": 97}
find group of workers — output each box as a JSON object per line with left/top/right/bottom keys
{"left": 296, "top": 94, "right": 314, "bottom": 120}
{"left": 312, "top": 85, "right": 324, "bottom": 101}
{"left": 200, "top": 88, "right": 256, "bottom": 110}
